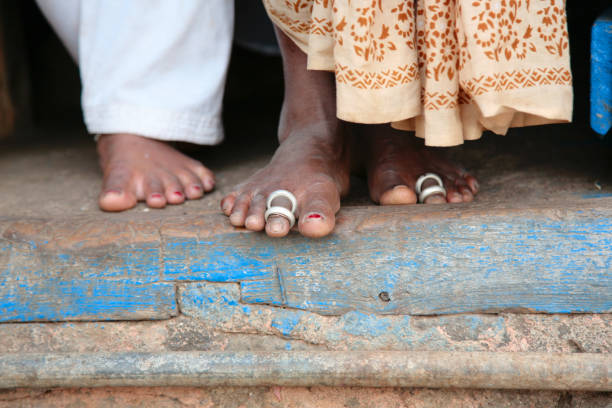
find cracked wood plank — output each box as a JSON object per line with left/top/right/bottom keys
{"left": 1, "top": 202, "right": 611, "bottom": 321}
{"left": 238, "top": 213, "right": 612, "bottom": 315}
{"left": 0, "top": 219, "right": 176, "bottom": 322}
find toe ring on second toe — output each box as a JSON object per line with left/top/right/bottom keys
{"left": 266, "top": 190, "right": 298, "bottom": 214}
{"left": 265, "top": 190, "right": 298, "bottom": 228}
{"left": 418, "top": 185, "right": 447, "bottom": 203}
{"left": 265, "top": 206, "right": 296, "bottom": 228}
{"left": 416, "top": 173, "right": 447, "bottom": 203}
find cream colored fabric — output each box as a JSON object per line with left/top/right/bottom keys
{"left": 263, "top": 0, "right": 573, "bottom": 146}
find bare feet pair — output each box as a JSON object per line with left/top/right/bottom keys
{"left": 96, "top": 30, "right": 478, "bottom": 238}
{"left": 220, "top": 30, "right": 478, "bottom": 239}
{"left": 96, "top": 122, "right": 477, "bottom": 239}
{"left": 221, "top": 123, "right": 478, "bottom": 239}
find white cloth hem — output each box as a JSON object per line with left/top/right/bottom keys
{"left": 84, "top": 104, "right": 224, "bottom": 145}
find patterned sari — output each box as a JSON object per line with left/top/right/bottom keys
{"left": 263, "top": 0, "right": 572, "bottom": 146}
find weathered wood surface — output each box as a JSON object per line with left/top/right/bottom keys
{"left": 0, "top": 219, "right": 177, "bottom": 322}
{"left": 0, "top": 351, "right": 609, "bottom": 390}
{"left": 2, "top": 313, "right": 610, "bottom": 354}
{"left": 1, "top": 199, "right": 611, "bottom": 321}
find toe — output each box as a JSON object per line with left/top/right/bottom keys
{"left": 423, "top": 194, "right": 447, "bottom": 204}
{"left": 245, "top": 194, "right": 267, "bottom": 231}
{"left": 221, "top": 193, "right": 237, "bottom": 215}
{"left": 229, "top": 194, "right": 252, "bottom": 227}
{"left": 266, "top": 215, "right": 292, "bottom": 238}
{"left": 465, "top": 174, "right": 479, "bottom": 194}
{"left": 161, "top": 174, "right": 185, "bottom": 205}
{"left": 458, "top": 185, "right": 474, "bottom": 202}
{"left": 144, "top": 177, "right": 167, "bottom": 209}
{"left": 298, "top": 187, "right": 339, "bottom": 238}
{"left": 420, "top": 178, "right": 447, "bottom": 204}
{"left": 99, "top": 165, "right": 138, "bottom": 212}
{"left": 177, "top": 169, "right": 204, "bottom": 200}
{"left": 369, "top": 167, "right": 417, "bottom": 205}
{"left": 379, "top": 185, "right": 418, "bottom": 205}
{"left": 444, "top": 179, "right": 463, "bottom": 203}
{"left": 189, "top": 160, "right": 216, "bottom": 192}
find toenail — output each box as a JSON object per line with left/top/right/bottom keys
{"left": 203, "top": 179, "right": 215, "bottom": 190}
{"left": 104, "top": 189, "right": 122, "bottom": 195}
{"left": 270, "top": 221, "right": 283, "bottom": 232}
{"left": 192, "top": 185, "right": 201, "bottom": 191}
{"left": 306, "top": 213, "right": 323, "bottom": 220}
{"left": 174, "top": 191, "right": 183, "bottom": 197}
{"left": 151, "top": 193, "right": 163, "bottom": 199}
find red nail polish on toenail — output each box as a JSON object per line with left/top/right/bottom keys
{"left": 151, "top": 193, "right": 162, "bottom": 199}
{"left": 174, "top": 191, "right": 183, "bottom": 197}
{"left": 192, "top": 185, "right": 201, "bottom": 190}
{"left": 307, "top": 213, "right": 323, "bottom": 220}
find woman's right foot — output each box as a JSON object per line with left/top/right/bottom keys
{"left": 221, "top": 27, "right": 350, "bottom": 238}
{"left": 221, "top": 121, "right": 350, "bottom": 238}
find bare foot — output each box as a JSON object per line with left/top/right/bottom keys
{"left": 97, "top": 133, "right": 215, "bottom": 211}
{"left": 361, "top": 125, "right": 478, "bottom": 205}
{"left": 221, "top": 121, "right": 350, "bottom": 238}
{"left": 221, "top": 28, "right": 350, "bottom": 238}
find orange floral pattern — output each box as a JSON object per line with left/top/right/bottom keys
{"left": 263, "top": 0, "right": 572, "bottom": 146}
{"left": 336, "top": 63, "right": 419, "bottom": 89}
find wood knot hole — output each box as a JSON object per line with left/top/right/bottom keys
{"left": 378, "top": 291, "right": 391, "bottom": 302}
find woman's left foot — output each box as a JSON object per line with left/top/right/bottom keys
{"left": 361, "top": 125, "right": 479, "bottom": 205}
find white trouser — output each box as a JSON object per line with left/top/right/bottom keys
{"left": 36, "top": 0, "right": 233, "bottom": 145}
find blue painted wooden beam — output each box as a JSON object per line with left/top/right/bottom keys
{"left": 591, "top": 7, "right": 612, "bottom": 136}
{"left": 164, "top": 210, "right": 612, "bottom": 316}
{"left": 179, "top": 282, "right": 510, "bottom": 348}
{"left": 1, "top": 202, "right": 611, "bottom": 322}
{"left": 0, "top": 279, "right": 177, "bottom": 322}
{"left": 0, "top": 222, "right": 177, "bottom": 322}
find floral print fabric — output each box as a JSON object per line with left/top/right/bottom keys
{"left": 263, "top": 0, "right": 573, "bottom": 146}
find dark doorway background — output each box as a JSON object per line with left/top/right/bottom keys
{"left": 2, "top": 0, "right": 611, "bottom": 141}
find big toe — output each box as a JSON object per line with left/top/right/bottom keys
{"left": 368, "top": 164, "right": 417, "bottom": 205}
{"left": 379, "top": 185, "right": 417, "bottom": 205}
{"left": 99, "top": 167, "right": 138, "bottom": 212}
{"left": 298, "top": 192, "right": 338, "bottom": 238}
{"left": 99, "top": 189, "right": 138, "bottom": 212}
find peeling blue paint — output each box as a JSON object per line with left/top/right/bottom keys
{"left": 0, "top": 279, "right": 176, "bottom": 322}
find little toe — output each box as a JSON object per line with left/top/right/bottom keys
{"left": 229, "top": 194, "right": 252, "bottom": 227}
{"left": 266, "top": 215, "right": 292, "bottom": 238}
{"left": 99, "top": 166, "right": 138, "bottom": 212}
{"left": 245, "top": 194, "right": 267, "bottom": 231}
